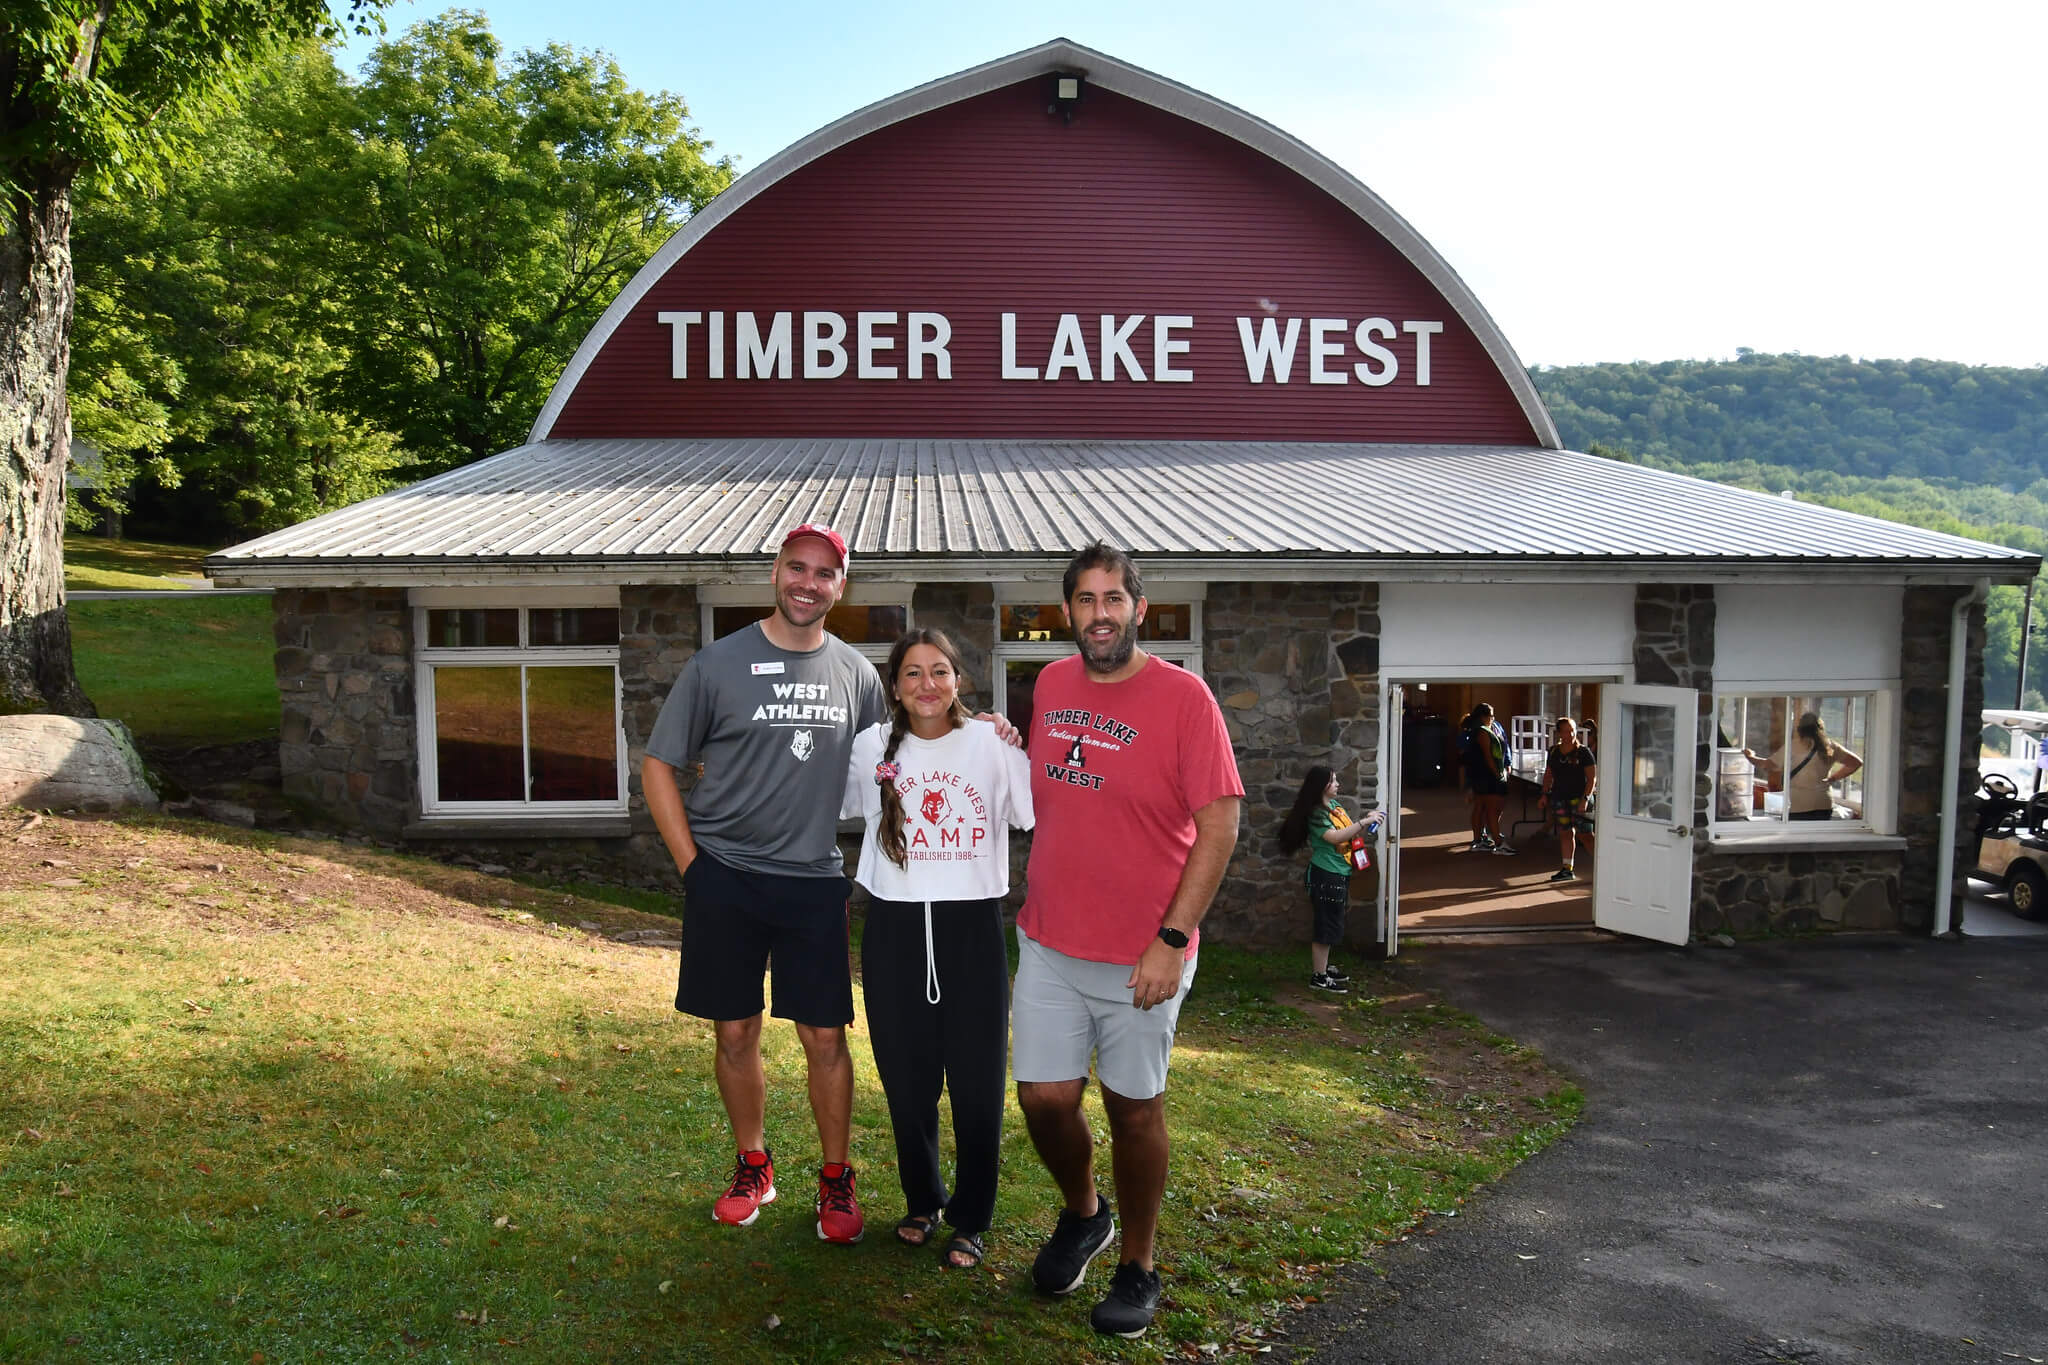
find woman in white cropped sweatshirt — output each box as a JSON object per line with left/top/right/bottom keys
{"left": 842, "top": 628, "right": 1033, "bottom": 1270}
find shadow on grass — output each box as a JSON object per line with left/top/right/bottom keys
{"left": 1, "top": 825, "right": 1577, "bottom": 1363}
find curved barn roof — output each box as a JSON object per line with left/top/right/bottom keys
{"left": 528, "top": 37, "right": 1560, "bottom": 448}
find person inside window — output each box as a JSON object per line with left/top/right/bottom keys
{"left": 1748, "top": 711, "right": 1862, "bottom": 821}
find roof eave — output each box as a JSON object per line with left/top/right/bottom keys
{"left": 204, "top": 552, "right": 2038, "bottom": 591}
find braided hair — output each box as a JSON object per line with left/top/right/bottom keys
{"left": 876, "top": 628, "right": 973, "bottom": 868}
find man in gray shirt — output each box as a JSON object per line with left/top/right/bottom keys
{"left": 644, "top": 523, "right": 886, "bottom": 1244}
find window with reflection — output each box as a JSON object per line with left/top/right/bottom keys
{"left": 994, "top": 593, "right": 1203, "bottom": 738}
{"left": 710, "top": 602, "right": 907, "bottom": 644}
{"left": 998, "top": 602, "right": 1191, "bottom": 642}
{"left": 1714, "top": 692, "right": 1870, "bottom": 824}
{"left": 416, "top": 600, "right": 624, "bottom": 815}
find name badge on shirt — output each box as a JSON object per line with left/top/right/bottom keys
{"left": 751, "top": 661, "right": 785, "bottom": 675}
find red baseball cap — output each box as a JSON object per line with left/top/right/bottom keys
{"left": 780, "top": 522, "right": 848, "bottom": 569}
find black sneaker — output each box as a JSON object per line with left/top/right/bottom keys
{"left": 1031, "top": 1195, "right": 1115, "bottom": 1295}
{"left": 1322, "top": 963, "right": 1351, "bottom": 984}
{"left": 1310, "top": 971, "right": 1349, "bottom": 994}
{"left": 1090, "top": 1261, "right": 1162, "bottom": 1337}
{"left": 1549, "top": 867, "right": 1577, "bottom": 882}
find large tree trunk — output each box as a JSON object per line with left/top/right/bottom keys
{"left": 1, "top": 171, "right": 94, "bottom": 717}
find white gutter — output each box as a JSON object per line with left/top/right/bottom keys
{"left": 1932, "top": 578, "right": 1990, "bottom": 936}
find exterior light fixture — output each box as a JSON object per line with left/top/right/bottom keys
{"left": 1048, "top": 72, "right": 1083, "bottom": 123}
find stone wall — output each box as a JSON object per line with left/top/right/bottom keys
{"left": 1692, "top": 847, "right": 1902, "bottom": 934}
{"left": 274, "top": 588, "right": 415, "bottom": 833}
{"left": 619, "top": 584, "right": 700, "bottom": 883}
{"left": 1898, "top": 586, "right": 1986, "bottom": 932}
{"left": 1201, "top": 581, "right": 1380, "bottom": 950}
{"left": 912, "top": 583, "right": 996, "bottom": 710}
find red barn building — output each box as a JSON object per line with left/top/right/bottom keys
{"left": 213, "top": 40, "right": 2034, "bottom": 948}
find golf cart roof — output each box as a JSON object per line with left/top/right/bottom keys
{"left": 1983, "top": 709, "right": 2048, "bottom": 736}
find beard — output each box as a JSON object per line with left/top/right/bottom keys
{"left": 1076, "top": 618, "right": 1137, "bottom": 674}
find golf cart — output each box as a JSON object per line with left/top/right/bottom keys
{"left": 1974, "top": 708, "right": 2048, "bottom": 918}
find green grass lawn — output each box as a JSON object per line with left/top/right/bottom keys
{"left": 0, "top": 816, "right": 1581, "bottom": 1364}
{"left": 68, "top": 594, "right": 277, "bottom": 748}
{"left": 64, "top": 533, "right": 210, "bottom": 591}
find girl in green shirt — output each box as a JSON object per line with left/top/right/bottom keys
{"left": 1278, "top": 765, "right": 1383, "bottom": 993}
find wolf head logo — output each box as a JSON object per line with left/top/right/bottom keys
{"left": 920, "top": 788, "right": 952, "bottom": 825}
{"left": 789, "top": 729, "right": 815, "bottom": 761}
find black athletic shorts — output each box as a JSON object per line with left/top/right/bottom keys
{"left": 1466, "top": 774, "right": 1507, "bottom": 797}
{"left": 676, "top": 850, "right": 854, "bottom": 1027}
{"left": 1306, "top": 864, "right": 1349, "bottom": 947}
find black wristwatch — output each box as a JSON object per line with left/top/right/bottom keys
{"left": 1156, "top": 925, "right": 1190, "bottom": 950}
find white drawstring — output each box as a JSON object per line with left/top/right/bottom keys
{"left": 922, "top": 900, "right": 941, "bottom": 1005}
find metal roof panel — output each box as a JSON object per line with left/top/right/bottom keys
{"left": 209, "top": 439, "right": 2035, "bottom": 574}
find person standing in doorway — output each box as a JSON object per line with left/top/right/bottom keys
{"left": 1542, "top": 717, "right": 1598, "bottom": 881}
{"left": 641, "top": 523, "right": 886, "bottom": 1245}
{"left": 842, "top": 628, "right": 1033, "bottom": 1271}
{"left": 1461, "top": 703, "right": 1515, "bottom": 854}
{"left": 1277, "top": 764, "right": 1383, "bottom": 992}
{"left": 1012, "top": 542, "right": 1243, "bottom": 1338}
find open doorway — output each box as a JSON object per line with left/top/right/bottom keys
{"left": 1391, "top": 679, "right": 1603, "bottom": 933}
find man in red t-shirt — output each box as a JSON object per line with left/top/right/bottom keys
{"left": 1012, "top": 542, "right": 1243, "bottom": 1338}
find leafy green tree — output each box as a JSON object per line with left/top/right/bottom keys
{"left": 71, "top": 43, "right": 406, "bottom": 537}
{"left": 1, "top": 0, "right": 377, "bottom": 716}
{"left": 315, "top": 10, "right": 732, "bottom": 471}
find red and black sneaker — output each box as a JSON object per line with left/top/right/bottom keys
{"left": 712, "top": 1148, "right": 777, "bottom": 1227}
{"left": 816, "top": 1162, "right": 864, "bottom": 1244}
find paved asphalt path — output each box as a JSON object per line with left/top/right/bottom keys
{"left": 1286, "top": 936, "right": 2048, "bottom": 1364}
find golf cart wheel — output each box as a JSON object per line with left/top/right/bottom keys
{"left": 2008, "top": 862, "right": 2048, "bottom": 919}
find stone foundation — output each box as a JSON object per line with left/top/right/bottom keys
{"left": 1693, "top": 848, "right": 1903, "bottom": 935}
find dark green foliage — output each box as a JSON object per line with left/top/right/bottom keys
{"left": 1535, "top": 353, "right": 2048, "bottom": 706}
{"left": 1534, "top": 351, "right": 2048, "bottom": 486}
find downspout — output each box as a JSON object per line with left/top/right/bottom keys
{"left": 2016, "top": 576, "right": 2036, "bottom": 707}
{"left": 1933, "top": 579, "right": 1989, "bottom": 937}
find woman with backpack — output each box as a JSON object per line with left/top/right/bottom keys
{"left": 1459, "top": 704, "right": 1515, "bottom": 854}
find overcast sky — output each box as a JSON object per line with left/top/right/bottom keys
{"left": 337, "top": 0, "right": 2048, "bottom": 371}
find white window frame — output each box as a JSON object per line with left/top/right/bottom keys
{"left": 412, "top": 587, "right": 627, "bottom": 819}
{"left": 1706, "top": 680, "right": 1897, "bottom": 844}
{"left": 990, "top": 582, "right": 1207, "bottom": 721}
{"left": 697, "top": 582, "right": 914, "bottom": 666}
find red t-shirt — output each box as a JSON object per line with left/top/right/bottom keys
{"left": 1019, "top": 654, "right": 1245, "bottom": 964}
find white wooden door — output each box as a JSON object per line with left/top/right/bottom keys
{"left": 1593, "top": 683, "right": 1698, "bottom": 945}
{"left": 1377, "top": 683, "right": 1404, "bottom": 957}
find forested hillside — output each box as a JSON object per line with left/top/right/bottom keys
{"left": 1532, "top": 352, "right": 2048, "bottom": 486}
{"left": 1531, "top": 352, "right": 2048, "bottom": 707}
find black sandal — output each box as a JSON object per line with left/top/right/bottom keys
{"left": 895, "top": 1212, "right": 940, "bottom": 1247}
{"left": 941, "top": 1232, "right": 985, "bottom": 1270}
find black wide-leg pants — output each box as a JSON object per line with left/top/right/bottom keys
{"left": 859, "top": 895, "right": 1010, "bottom": 1236}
